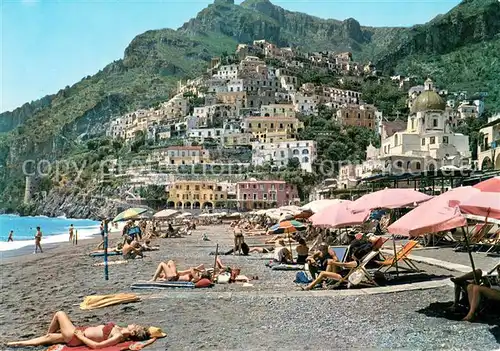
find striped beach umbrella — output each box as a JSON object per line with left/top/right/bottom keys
{"left": 268, "top": 220, "right": 306, "bottom": 234}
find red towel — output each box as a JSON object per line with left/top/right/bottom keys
{"left": 46, "top": 341, "right": 134, "bottom": 351}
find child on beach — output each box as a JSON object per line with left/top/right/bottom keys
{"left": 69, "top": 224, "right": 74, "bottom": 242}
{"left": 7, "top": 230, "right": 14, "bottom": 242}
{"left": 34, "top": 226, "right": 43, "bottom": 254}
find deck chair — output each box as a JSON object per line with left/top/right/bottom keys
{"left": 454, "top": 223, "right": 493, "bottom": 251}
{"left": 329, "top": 246, "right": 349, "bottom": 263}
{"left": 376, "top": 240, "right": 419, "bottom": 272}
{"left": 329, "top": 250, "right": 380, "bottom": 289}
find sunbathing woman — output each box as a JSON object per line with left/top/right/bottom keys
{"left": 302, "top": 254, "right": 358, "bottom": 291}
{"left": 7, "top": 311, "right": 150, "bottom": 348}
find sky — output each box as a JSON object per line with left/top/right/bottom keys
{"left": 0, "top": 0, "right": 462, "bottom": 113}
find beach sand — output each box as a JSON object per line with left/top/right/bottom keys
{"left": 1, "top": 225, "right": 499, "bottom": 350}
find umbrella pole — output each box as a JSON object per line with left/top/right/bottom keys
{"left": 288, "top": 229, "right": 294, "bottom": 263}
{"left": 463, "top": 224, "right": 478, "bottom": 285}
{"left": 104, "top": 219, "right": 109, "bottom": 281}
{"left": 392, "top": 234, "right": 399, "bottom": 277}
{"left": 213, "top": 244, "right": 219, "bottom": 280}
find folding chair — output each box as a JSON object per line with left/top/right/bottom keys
{"left": 329, "top": 251, "right": 380, "bottom": 289}
{"left": 376, "top": 240, "right": 419, "bottom": 272}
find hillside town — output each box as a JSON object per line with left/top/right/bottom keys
{"left": 104, "top": 40, "right": 499, "bottom": 210}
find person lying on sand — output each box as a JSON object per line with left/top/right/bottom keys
{"left": 7, "top": 311, "right": 151, "bottom": 348}
{"left": 150, "top": 258, "right": 227, "bottom": 283}
{"left": 122, "top": 237, "right": 143, "bottom": 260}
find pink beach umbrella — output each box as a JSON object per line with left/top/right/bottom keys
{"left": 349, "top": 188, "right": 433, "bottom": 213}
{"left": 387, "top": 186, "right": 480, "bottom": 236}
{"left": 458, "top": 192, "right": 500, "bottom": 223}
{"left": 473, "top": 177, "right": 500, "bottom": 193}
{"left": 310, "top": 201, "right": 370, "bottom": 228}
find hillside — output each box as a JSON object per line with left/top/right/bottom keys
{"left": 0, "top": 0, "right": 499, "bottom": 210}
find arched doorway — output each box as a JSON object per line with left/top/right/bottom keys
{"left": 176, "top": 201, "right": 183, "bottom": 209}
{"left": 193, "top": 201, "right": 201, "bottom": 209}
{"left": 184, "top": 201, "right": 192, "bottom": 209}
{"left": 481, "top": 157, "right": 493, "bottom": 170}
{"left": 203, "top": 202, "right": 214, "bottom": 209}
{"left": 167, "top": 201, "right": 175, "bottom": 208}
{"left": 495, "top": 154, "right": 500, "bottom": 170}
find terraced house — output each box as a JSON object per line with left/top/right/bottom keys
{"left": 166, "top": 181, "right": 228, "bottom": 210}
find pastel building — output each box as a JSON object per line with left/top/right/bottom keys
{"left": 362, "top": 79, "right": 471, "bottom": 174}
{"left": 477, "top": 114, "right": 500, "bottom": 170}
{"left": 241, "top": 116, "right": 304, "bottom": 143}
{"left": 166, "top": 181, "right": 228, "bottom": 210}
{"left": 251, "top": 140, "right": 317, "bottom": 172}
{"left": 236, "top": 180, "right": 299, "bottom": 210}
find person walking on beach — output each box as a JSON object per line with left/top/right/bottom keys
{"left": 69, "top": 224, "right": 74, "bottom": 242}
{"left": 34, "top": 226, "right": 43, "bottom": 253}
{"left": 7, "top": 230, "right": 14, "bottom": 242}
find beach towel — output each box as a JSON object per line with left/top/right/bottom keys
{"left": 45, "top": 338, "right": 158, "bottom": 351}
{"left": 89, "top": 251, "right": 121, "bottom": 257}
{"left": 131, "top": 281, "right": 196, "bottom": 289}
{"left": 271, "top": 264, "right": 305, "bottom": 271}
{"left": 80, "top": 294, "right": 140, "bottom": 310}
{"left": 93, "top": 260, "right": 128, "bottom": 267}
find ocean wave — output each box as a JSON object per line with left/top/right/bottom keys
{"left": 0, "top": 226, "right": 100, "bottom": 252}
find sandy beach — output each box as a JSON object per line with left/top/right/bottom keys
{"left": 1, "top": 224, "right": 500, "bottom": 350}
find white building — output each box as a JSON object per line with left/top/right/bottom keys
{"left": 365, "top": 78, "right": 471, "bottom": 173}
{"left": 292, "top": 93, "right": 318, "bottom": 115}
{"left": 214, "top": 64, "right": 239, "bottom": 80}
{"left": 251, "top": 140, "right": 316, "bottom": 172}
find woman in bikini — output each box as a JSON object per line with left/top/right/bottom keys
{"left": 7, "top": 311, "right": 150, "bottom": 348}
{"left": 149, "top": 258, "right": 227, "bottom": 282}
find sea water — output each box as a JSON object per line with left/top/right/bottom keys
{"left": 0, "top": 214, "right": 100, "bottom": 252}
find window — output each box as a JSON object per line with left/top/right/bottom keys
{"left": 430, "top": 136, "right": 436, "bottom": 144}
{"left": 411, "top": 119, "right": 415, "bottom": 130}
{"left": 263, "top": 193, "right": 268, "bottom": 200}
{"left": 396, "top": 161, "right": 403, "bottom": 168}
{"left": 253, "top": 193, "right": 257, "bottom": 200}
{"left": 279, "top": 184, "right": 284, "bottom": 191}
{"left": 443, "top": 136, "right": 449, "bottom": 144}
{"left": 358, "top": 113, "right": 361, "bottom": 119}
{"left": 421, "top": 138, "right": 425, "bottom": 146}
{"left": 416, "top": 162, "right": 421, "bottom": 170}
{"left": 259, "top": 184, "right": 264, "bottom": 190}
{"left": 271, "top": 184, "right": 276, "bottom": 191}
{"left": 433, "top": 119, "right": 438, "bottom": 127}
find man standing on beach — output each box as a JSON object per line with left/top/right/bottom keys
{"left": 7, "top": 230, "right": 14, "bottom": 242}
{"left": 34, "top": 226, "right": 43, "bottom": 253}
{"left": 69, "top": 224, "right": 74, "bottom": 242}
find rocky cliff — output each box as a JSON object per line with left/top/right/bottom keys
{"left": 0, "top": 0, "right": 499, "bottom": 216}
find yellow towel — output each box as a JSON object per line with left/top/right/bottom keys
{"left": 80, "top": 293, "right": 140, "bottom": 310}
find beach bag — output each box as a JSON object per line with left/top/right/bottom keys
{"left": 294, "top": 271, "right": 311, "bottom": 284}
{"left": 348, "top": 269, "right": 364, "bottom": 286}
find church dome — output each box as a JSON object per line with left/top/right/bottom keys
{"left": 411, "top": 90, "right": 446, "bottom": 113}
